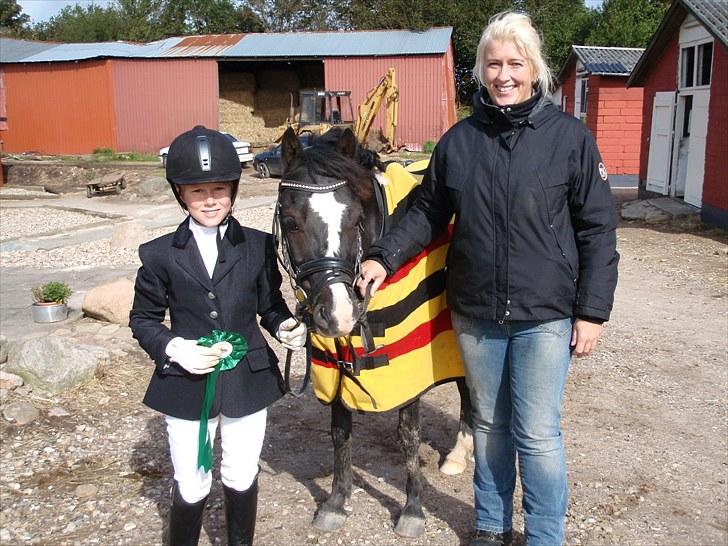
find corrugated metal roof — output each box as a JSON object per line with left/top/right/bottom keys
{"left": 0, "top": 28, "right": 452, "bottom": 64}
{"left": 0, "top": 38, "right": 57, "bottom": 62}
{"left": 628, "top": 0, "right": 728, "bottom": 86}
{"left": 573, "top": 45, "right": 645, "bottom": 75}
{"left": 226, "top": 28, "right": 453, "bottom": 57}
{"left": 556, "top": 45, "right": 645, "bottom": 83}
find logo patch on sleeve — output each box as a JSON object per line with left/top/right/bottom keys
{"left": 598, "top": 162, "right": 608, "bottom": 181}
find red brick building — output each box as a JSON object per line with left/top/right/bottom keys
{"left": 555, "top": 46, "right": 644, "bottom": 186}
{"left": 628, "top": 0, "right": 727, "bottom": 229}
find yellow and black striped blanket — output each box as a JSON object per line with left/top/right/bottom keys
{"left": 309, "top": 162, "right": 464, "bottom": 412}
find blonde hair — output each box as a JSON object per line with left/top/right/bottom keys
{"left": 473, "top": 11, "right": 553, "bottom": 98}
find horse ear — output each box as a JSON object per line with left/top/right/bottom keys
{"left": 335, "top": 128, "right": 358, "bottom": 159}
{"left": 281, "top": 127, "right": 301, "bottom": 169}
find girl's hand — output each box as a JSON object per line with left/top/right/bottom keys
{"left": 571, "top": 319, "right": 604, "bottom": 357}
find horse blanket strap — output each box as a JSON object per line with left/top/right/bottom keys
{"left": 310, "top": 162, "right": 464, "bottom": 412}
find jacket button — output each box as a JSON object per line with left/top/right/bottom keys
{"left": 207, "top": 292, "right": 216, "bottom": 300}
{"left": 505, "top": 310, "right": 511, "bottom": 316}
{"left": 209, "top": 310, "right": 218, "bottom": 319}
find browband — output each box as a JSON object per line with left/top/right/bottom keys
{"left": 279, "top": 180, "right": 348, "bottom": 193}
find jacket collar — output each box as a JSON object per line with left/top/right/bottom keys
{"left": 472, "top": 87, "right": 556, "bottom": 129}
{"left": 171, "top": 216, "right": 247, "bottom": 288}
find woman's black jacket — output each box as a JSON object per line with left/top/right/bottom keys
{"left": 368, "top": 91, "right": 619, "bottom": 323}
{"left": 129, "top": 217, "right": 291, "bottom": 420}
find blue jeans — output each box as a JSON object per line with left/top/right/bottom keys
{"left": 451, "top": 313, "right": 572, "bottom": 545}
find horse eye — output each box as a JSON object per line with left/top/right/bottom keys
{"left": 281, "top": 217, "right": 299, "bottom": 232}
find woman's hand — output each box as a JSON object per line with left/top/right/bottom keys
{"left": 571, "top": 319, "right": 604, "bottom": 357}
{"left": 356, "top": 260, "right": 388, "bottom": 298}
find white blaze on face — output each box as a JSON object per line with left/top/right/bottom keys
{"left": 309, "top": 193, "right": 357, "bottom": 333}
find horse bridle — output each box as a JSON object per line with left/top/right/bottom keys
{"left": 274, "top": 177, "right": 378, "bottom": 405}
{"left": 273, "top": 179, "right": 365, "bottom": 319}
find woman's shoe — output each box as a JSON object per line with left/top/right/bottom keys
{"left": 469, "top": 529, "right": 513, "bottom": 546}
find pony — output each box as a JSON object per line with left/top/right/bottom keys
{"left": 274, "top": 127, "right": 472, "bottom": 538}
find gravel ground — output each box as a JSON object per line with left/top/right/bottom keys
{"left": 0, "top": 207, "right": 111, "bottom": 242}
{"left": 1, "top": 184, "right": 727, "bottom": 545}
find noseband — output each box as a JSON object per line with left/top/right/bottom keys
{"left": 273, "top": 179, "right": 365, "bottom": 318}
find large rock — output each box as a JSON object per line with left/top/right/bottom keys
{"left": 5, "top": 336, "right": 108, "bottom": 395}
{"left": 109, "top": 221, "right": 146, "bottom": 249}
{"left": 82, "top": 277, "right": 135, "bottom": 324}
{"left": 134, "top": 176, "right": 170, "bottom": 198}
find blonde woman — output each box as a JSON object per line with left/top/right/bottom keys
{"left": 357, "top": 11, "right": 618, "bottom": 545}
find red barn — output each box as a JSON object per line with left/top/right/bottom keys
{"left": 555, "top": 46, "right": 645, "bottom": 187}
{"left": 628, "top": 0, "right": 728, "bottom": 229}
{"left": 0, "top": 29, "right": 457, "bottom": 155}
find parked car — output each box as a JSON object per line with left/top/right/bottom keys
{"left": 253, "top": 134, "right": 312, "bottom": 178}
{"left": 158, "top": 132, "right": 254, "bottom": 168}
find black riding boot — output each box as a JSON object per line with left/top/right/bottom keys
{"left": 167, "top": 481, "right": 207, "bottom": 546}
{"left": 224, "top": 476, "right": 258, "bottom": 546}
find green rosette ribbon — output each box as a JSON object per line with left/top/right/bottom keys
{"left": 196, "top": 330, "right": 248, "bottom": 472}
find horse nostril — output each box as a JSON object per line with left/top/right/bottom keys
{"left": 314, "top": 304, "right": 330, "bottom": 324}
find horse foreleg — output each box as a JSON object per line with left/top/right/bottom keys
{"left": 313, "top": 400, "right": 352, "bottom": 532}
{"left": 440, "top": 377, "right": 474, "bottom": 476}
{"left": 394, "top": 400, "right": 426, "bottom": 538}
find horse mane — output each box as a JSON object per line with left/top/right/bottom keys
{"left": 287, "top": 129, "right": 380, "bottom": 202}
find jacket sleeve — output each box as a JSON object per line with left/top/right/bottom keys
{"left": 257, "top": 233, "right": 293, "bottom": 337}
{"left": 569, "top": 129, "right": 620, "bottom": 322}
{"left": 129, "top": 244, "right": 180, "bottom": 374}
{"left": 367, "top": 143, "right": 455, "bottom": 274}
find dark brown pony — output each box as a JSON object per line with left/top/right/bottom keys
{"left": 275, "top": 127, "right": 472, "bottom": 538}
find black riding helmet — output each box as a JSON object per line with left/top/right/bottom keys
{"left": 165, "top": 125, "right": 242, "bottom": 210}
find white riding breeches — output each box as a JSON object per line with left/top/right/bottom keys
{"left": 165, "top": 409, "right": 267, "bottom": 503}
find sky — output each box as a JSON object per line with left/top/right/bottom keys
{"left": 18, "top": 0, "right": 605, "bottom": 25}
{"left": 18, "top": 0, "right": 114, "bottom": 24}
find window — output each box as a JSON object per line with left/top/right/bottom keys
{"left": 680, "top": 40, "right": 713, "bottom": 88}
{"left": 698, "top": 42, "right": 713, "bottom": 85}
{"left": 579, "top": 77, "right": 588, "bottom": 123}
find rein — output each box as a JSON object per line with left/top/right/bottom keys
{"left": 274, "top": 177, "right": 379, "bottom": 406}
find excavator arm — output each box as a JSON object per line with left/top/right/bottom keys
{"left": 354, "top": 67, "right": 399, "bottom": 151}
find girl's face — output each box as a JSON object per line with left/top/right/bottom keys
{"left": 177, "top": 182, "right": 233, "bottom": 227}
{"left": 483, "top": 39, "right": 535, "bottom": 106}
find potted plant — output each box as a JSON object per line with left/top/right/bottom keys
{"left": 31, "top": 281, "right": 72, "bottom": 323}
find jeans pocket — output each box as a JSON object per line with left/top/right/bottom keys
{"left": 535, "top": 318, "right": 572, "bottom": 337}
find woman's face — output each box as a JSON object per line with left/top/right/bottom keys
{"left": 177, "top": 182, "right": 232, "bottom": 227}
{"left": 483, "top": 39, "right": 535, "bottom": 106}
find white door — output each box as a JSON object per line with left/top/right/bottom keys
{"left": 683, "top": 89, "right": 709, "bottom": 207}
{"left": 646, "top": 91, "right": 676, "bottom": 194}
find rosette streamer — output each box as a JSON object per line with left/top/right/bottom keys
{"left": 195, "top": 330, "right": 248, "bottom": 471}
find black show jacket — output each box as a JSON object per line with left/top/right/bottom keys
{"left": 129, "top": 217, "right": 292, "bottom": 420}
{"left": 368, "top": 91, "right": 619, "bottom": 322}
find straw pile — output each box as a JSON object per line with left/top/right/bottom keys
{"left": 219, "top": 70, "right": 300, "bottom": 146}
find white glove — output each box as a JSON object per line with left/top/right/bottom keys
{"left": 165, "top": 338, "right": 223, "bottom": 375}
{"left": 277, "top": 318, "right": 307, "bottom": 350}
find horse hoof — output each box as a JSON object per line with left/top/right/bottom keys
{"left": 313, "top": 510, "right": 347, "bottom": 532}
{"left": 394, "top": 515, "right": 425, "bottom": 538}
{"left": 439, "top": 457, "right": 467, "bottom": 475}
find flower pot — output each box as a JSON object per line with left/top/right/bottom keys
{"left": 31, "top": 302, "right": 68, "bottom": 323}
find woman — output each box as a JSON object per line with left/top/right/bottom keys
{"left": 130, "top": 125, "right": 306, "bottom": 545}
{"left": 357, "top": 11, "right": 618, "bottom": 546}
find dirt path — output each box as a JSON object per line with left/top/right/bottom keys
{"left": 1, "top": 173, "right": 726, "bottom": 544}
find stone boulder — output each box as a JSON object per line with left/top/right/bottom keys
{"left": 109, "top": 221, "right": 146, "bottom": 249}
{"left": 0, "top": 335, "right": 8, "bottom": 364}
{"left": 82, "top": 277, "right": 135, "bottom": 325}
{"left": 134, "top": 176, "right": 170, "bottom": 198}
{"left": 5, "top": 336, "right": 109, "bottom": 395}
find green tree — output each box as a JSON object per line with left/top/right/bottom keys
{"left": 33, "top": 4, "right": 123, "bottom": 42}
{"left": 247, "top": 0, "right": 343, "bottom": 32}
{"left": 587, "top": 0, "right": 670, "bottom": 47}
{"left": 0, "top": 0, "right": 30, "bottom": 35}
{"left": 520, "top": 0, "right": 596, "bottom": 76}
